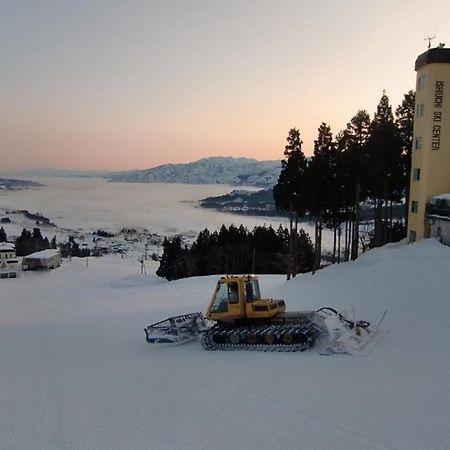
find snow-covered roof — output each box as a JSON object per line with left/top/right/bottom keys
{"left": 23, "top": 249, "right": 60, "bottom": 259}
{"left": 431, "top": 193, "right": 450, "bottom": 201}
{"left": 428, "top": 214, "right": 450, "bottom": 221}
{"left": 0, "top": 242, "right": 15, "bottom": 252}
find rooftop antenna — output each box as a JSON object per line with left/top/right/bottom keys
{"left": 424, "top": 28, "right": 436, "bottom": 49}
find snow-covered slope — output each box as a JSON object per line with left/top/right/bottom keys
{"left": 0, "top": 240, "right": 449, "bottom": 450}
{"left": 107, "top": 156, "right": 280, "bottom": 187}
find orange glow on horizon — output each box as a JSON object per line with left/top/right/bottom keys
{"left": 2, "top": 1, "right": 444, "bottom": 172}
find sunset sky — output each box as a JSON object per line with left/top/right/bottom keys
{"left": 2, "top": 0, "right": 450, "bottom": 171}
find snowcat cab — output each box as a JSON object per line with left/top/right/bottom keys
{"left": 205, "top": 275, "right": 286, "bottom": 322}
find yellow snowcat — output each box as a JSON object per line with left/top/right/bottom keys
{"left": 144, "top": 275, "right": 386, "bottom": 355}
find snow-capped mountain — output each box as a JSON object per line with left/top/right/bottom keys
{"left": 107, "top": 157, "right": 281, "bottom": 187}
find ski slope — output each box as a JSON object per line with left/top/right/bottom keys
{"left": 0, "top": 239, "right": 449, "bottom": 450}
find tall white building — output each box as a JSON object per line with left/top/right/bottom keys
{"left": 408, "top": 47, "right": 450, "bottom": 244}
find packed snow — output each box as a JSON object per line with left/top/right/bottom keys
{"left": 0, "top": 238, "right": 449, "bottom": 450}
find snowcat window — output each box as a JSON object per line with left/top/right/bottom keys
{"left": 244, "top": 280, "right": 260, "bottom": 302}
{"left": 245, "top": 282, "right": 254, "bottom": 302}
{"left": 252, "top": 280, "right": 260, "bottom": 300}
{"left": 210, "top": 283, "right": 229, "bottom": 312}
{"left": 228, "top": 282, "right": 239, "bottom": 304}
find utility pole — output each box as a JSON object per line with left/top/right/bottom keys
{"left": 140, "top": 256, "right": 146, "bottom": 274}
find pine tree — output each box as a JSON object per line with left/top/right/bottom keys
{"left": 367, "top": 92, "right": 403, "bottom": 246}
{"left": 32, "top": 227, "right": 50, "bottom": 252}
{"left": 15, "top": 229, "right": 33, "bottom": 256}
{"left": 252, "top": 225, "right": 285, "bottom": 273}
{"left": 332, "top": 131, "right": 352, "bottom": 262}
{"left": 273, "top": 128, "right": 308, "bottom": 279}
{"left": 156, "top": 237, "right": 185, "bottom": 280}
{"left": 190, "top": 228, "right": 212, "bottom": 276}
{"left": 307, "top": 123, "right": 337, "bottom": 271}
{"left": 294, "top": 228, "right": 314, "bottom": 274}
{"left": 395, "top": 90, "right": 415, "bottom": 231}
{"left": 334, "top": 110, "right": 370, "bottom": 261}
{"left": 342, "top": 110, "right": 371, "bottom": 259}
{"left": 0, "top": 227, "right": 7, "bottom": 242}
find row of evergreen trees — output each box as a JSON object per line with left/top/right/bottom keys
{"left": 4, "top": 227, "right": 98, "bottom": 258}
{"left": 14, "top": 228, "right": 56, "bottom": 256}
{"left": 1, "top": 227, "right": 58, "bottom": 256}
{"left": 156, "top": 224, "right": 314, "bottom": 281}
{"left": 273, "top": 91, "right": 415, "bottom": 278}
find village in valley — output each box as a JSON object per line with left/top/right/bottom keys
{"left": 0, "top": 207, "right": 169, "bottom": 280}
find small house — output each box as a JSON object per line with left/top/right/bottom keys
{"left": 22, "top": 249, "right": 61, "bottom": 271}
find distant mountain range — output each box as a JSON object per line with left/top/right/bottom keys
{"left": 106, "top": 157, "right": 281, "bottom": 188}
{"left": 2, "top": 169, "right": 112, "bottom": 178}
{"left": 5, "top": 157, "right": 282, "bottom": 189}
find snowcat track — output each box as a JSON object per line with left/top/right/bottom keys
{"left": 201, "top": 320, "right": 321, "bottom": 352}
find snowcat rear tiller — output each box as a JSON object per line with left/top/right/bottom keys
{"left": 144, "top": 312, "right": 207, "bottom": 344}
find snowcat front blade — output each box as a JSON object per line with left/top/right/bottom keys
{"left": 318, "top": 308, "right": 388, "bottom": 356}
{"left": 145, "top": 312, "right": 207, "bottom": 344}
{"left": 328, "top": 326, "right": 388, "bottom": 356}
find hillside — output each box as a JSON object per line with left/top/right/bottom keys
{"left": 0, "top": 239, "right": 449, "bottom": 449}
{"left": 200, "top": 188, "right": 281, "bottom": 215}
{"left": 0, "top": 178, "right": 44, "bottom": 190}
{"left": 107, "top": 156, "right": 281, "bottom": 187}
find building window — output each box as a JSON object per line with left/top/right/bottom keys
{"left": 417, "top": 75, "right": 427, "bottom": 90}
{"left": 411, "top": 200, "right": 419, "bottom": 213}
{"left": 416, "top": 103, "right": 425, "bottom": 117}
{"left": 415, "top": 136, "right": 422, "bottom": 149}
{"left": 413, "top": 168, "right": 421, "bottom": 181}
{"left": 409, "top": 230, "right": 417, "bottom": 242}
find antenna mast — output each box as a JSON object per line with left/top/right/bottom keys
{"left": 424, "top": 29, "right": 436, "bottom": 49}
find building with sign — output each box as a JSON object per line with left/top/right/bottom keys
{"left": 408, "top": 47, "right": 450, "bottom": 244}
